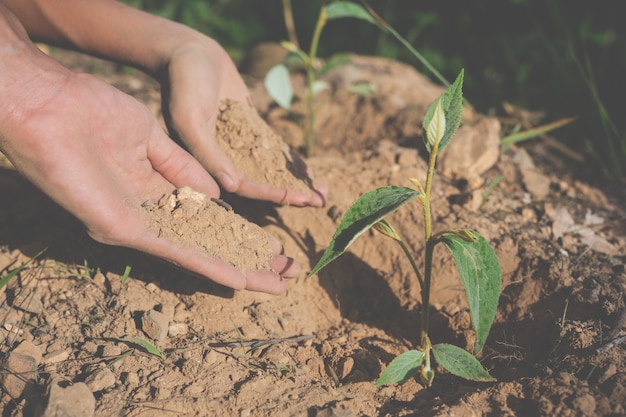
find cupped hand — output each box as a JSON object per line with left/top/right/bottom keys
{"left": 160, "top": 39, "right": 328, "bottom": 207}
{"left": 0, "top": 69, "right": 298, "bottom": 294}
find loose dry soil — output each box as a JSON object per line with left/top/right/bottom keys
{"left": 1, "top": 50, "right": 625, "bottom": 417}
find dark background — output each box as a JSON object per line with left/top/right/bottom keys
{"left": 123, "top": 0, "right": 625, "bottom": 181}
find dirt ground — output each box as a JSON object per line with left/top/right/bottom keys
{"left": 1, "top": 49, "right": 625, "bottom": 417}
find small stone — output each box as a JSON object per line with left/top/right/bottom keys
{"left": 521, "top": 168, "right": 550, "bottom": 200}
{"left": 43, "top": 349, "right": 70, "bottom": 366}
{"left": 37, "top": 378, "right": 95, "bottom": 417}
{"left": 124, "top": 371, "right": 140, "bottom": 385}
{"left": 12, "top": 289, "right": 44, "bottom": 314}
{"left": 0, "top": 352, "right": 37, "bottom": 398}
{"left": 85, "top": 367, "right": 116, "bottom": 392}
{"left": 141, "top": 309, "right": 169, "bottom": 342}
{"left": 168, "top": 322, "right": 188, "bottom": 337}
{"left": 13, "top": 340, "right": 43, "bottom": 364}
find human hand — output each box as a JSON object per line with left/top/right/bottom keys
{"left": 0, "top": 59, "right": 299, "bottom": 294}
{"left": 160, "top": 39, "right": 329, "bottom": 207}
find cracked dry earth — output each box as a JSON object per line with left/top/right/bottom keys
{"left": 1, "top": 50, "right": 625, "bottom": 417}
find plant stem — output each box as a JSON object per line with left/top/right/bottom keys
{"left": 420, "top": 143, "right": 438, "bottom": 346}
{"left": 282, "top": 0, "right": 299, "bottom": 49}
{"left": 421, "top": 238, "right": 435, "bottom": 346}
{"left": 304, "top": 3, "right": 327, "bottom": 157}
{"left": 397, "top": 239, "right": 424, "bottom": 289}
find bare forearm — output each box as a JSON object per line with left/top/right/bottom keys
{"left": 1, "top": 0, "right": 205, "bottom": 74}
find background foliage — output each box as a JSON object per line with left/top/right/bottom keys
{"left": 122, "top": 0, "right": 625, "bottom": 180}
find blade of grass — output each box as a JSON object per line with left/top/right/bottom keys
{"left": 500, "top": 116, "right": 577, "bottom": 149}
{"left": 0, "top": 248, "right": 46, "bottom": 291}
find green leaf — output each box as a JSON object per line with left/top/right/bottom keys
{"left": 441, "top": 231, "right": 501, "bottom": 353}
{"left": 432, "top": 343, "right": 494, "bottom": 382}
{"left": 264, "top": 64, "right": 293, "bottom": 109}
{"left": 116, "top": 337, "right": 163, "bottom": 358}
{"left": 500, "top": 116, "right": 577, "bottom": 148}
{"left": 423, "top": 69, "right": 464, "bottom": 154}
{"left": 375, "top": 350, "right": 424, "bottom": 386}
{"left": 325, "top": 2, "right": 377, "bottom": 25}
{"left": 309, "top": 186, "right": 420, "bottom": 276}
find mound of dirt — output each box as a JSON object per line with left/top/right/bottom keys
{"left": 143, "top": 186, "right": 274, "bottom": 273}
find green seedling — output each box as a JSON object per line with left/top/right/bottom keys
{"left": 115, "top": 337, "right": 163, "bottom": 358}
{"left": 309, "top": 70, "right": 502, "bottom": 386}
{"left": 121, "top": 265, "right": 132, "bottom": 287}
{"left": 266, "top": 1, "right": 455, "bottom": 156}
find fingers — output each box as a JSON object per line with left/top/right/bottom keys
{"left": 146, "top": 128, "right": 221, "bottom": 198}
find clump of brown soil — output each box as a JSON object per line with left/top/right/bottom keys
{"left": 143, "top": 186, "right": 273, "bottom": 272}
{"left": 215, "top": 99, "right": 314, "bottom": 196}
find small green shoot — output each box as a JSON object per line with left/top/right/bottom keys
{"left": 115, "top": 337, "right": 163, "bottom": 358}
{"left": 500, "top": 116, "right": 577, "bottom": 150}
{"left": 121, "top": 265, "right": 132, "bottom": 287}
{"left": 0, "top": 248, "right": 46, "bottom": 291}
{"left": 309, "top": 70, "right": 501, "bottom": 387}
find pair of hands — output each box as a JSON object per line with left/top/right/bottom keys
{"left": 0, "top": 8, "right": 327, "bottom": 294}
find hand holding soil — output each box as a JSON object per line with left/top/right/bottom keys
{"left": 161, "top": 41, "right": 328, "bottom": 207}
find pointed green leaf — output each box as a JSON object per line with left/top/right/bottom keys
{"left": 116, "top": 337, "right": 163, "bottom": 358}
{"left": 423, "top": 69, "right": 464, "bottom": 154}
{"left": 375, "top": 350, "right": 424, "bottom": 386}
{"left": 325, "top": 2, "right": 377, "bottom": 25}
{"left": 432, "top": 343, "right": 494, "bottom": 382}
{"left": 309, "top": 186, "right": 420, "bottom": 276}
{"left": 441, "top": 231, "right": 501, "bottom": 353}
{"left": 264, "top": 64, "right": 293, "bottom": 109}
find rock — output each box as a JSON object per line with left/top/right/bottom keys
{"left": 0, "top": 351, "right": 37, "bottom": 398}
{"left": 124, "top": 371, "right": 140, "bottom": 385}
{"left": 12, "top": 289, "right": 44, "bottom": 314}
{"left": 85, "top": 367, "right": 116, "bottom": 392}
{"left": 13, "top": 340, "right": 43, "bottom": 364}
{"left": 141, "top": 309, "right": 169, "bottom": 342}
{"left": 550, "top": 206, "right": 617, "bottom": 255}
{"left": 42, "top": 349, "right": 70, "bottom": 366}
{"left": 438, "top": 116, "right": 501, "bottom": 186}
{"left": 521, "top": 168, "right": 551, "bottom": 200}
{"left": 168, "top": 322, "right": 188, "bottom": 337}
{"left": 35, "top": 378, "right": 95, "bottom": 417}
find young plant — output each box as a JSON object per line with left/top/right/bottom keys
{"left": 266, "top": 1, "right": 368, "bottom": 156}
{"left": 309, "top": 70, "right": 502, "bottom": 386}
{"left": 265, "top": 1, "right": 455, "bottom": 157}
